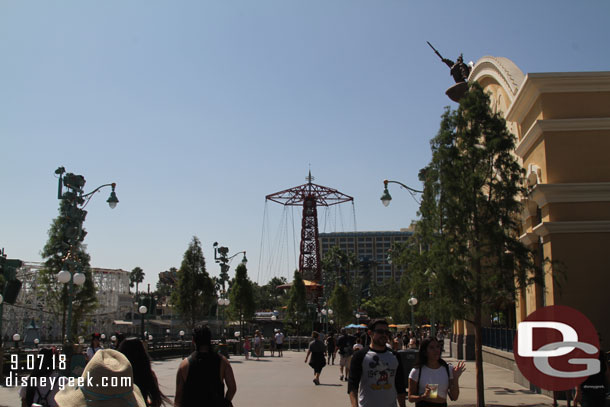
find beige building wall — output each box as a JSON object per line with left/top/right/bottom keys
{"left": 469, "top": 58, "right": 610, "bottom": 350}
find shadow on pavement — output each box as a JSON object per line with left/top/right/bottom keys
{"left": 317, "top": 384, "right": 343, "bottom": 387}
{"left": 488, "top": 386, "right": 540, "bottom": 395}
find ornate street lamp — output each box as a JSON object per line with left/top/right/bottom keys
{"left": 380, "top": 179, "right": 422, "bottom": 207}
{"left": 217, "top": 297, "right": 230, "bottom": 336}
{"left": 54, "top": 167, "right": 119, "bottom": 344}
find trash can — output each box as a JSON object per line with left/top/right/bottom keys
{"left": 397, "top": 349, "right": 418, "bottom": 379}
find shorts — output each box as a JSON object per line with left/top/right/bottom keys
{"left": 276, "top": 343, "right": 283, "bottom": 350}
{"left": 339, "top": 354, "right": 352, "bottom": 368}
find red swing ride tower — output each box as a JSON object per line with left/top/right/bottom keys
{"left": 266, "top": 172, "right": 353, "bottom": 294}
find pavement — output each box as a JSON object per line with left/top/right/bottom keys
{"left": 0, "top": 347, "right": 557, "bottom": 407}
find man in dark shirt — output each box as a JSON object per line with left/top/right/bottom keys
{"left": 175, "top": 326, "right": 237, "bottom": 407}
{"left": 336, "top": 329, "right": 356, "bottom": 381}
{"left": 348, "top": 319, "right": 407, "bottom": 407}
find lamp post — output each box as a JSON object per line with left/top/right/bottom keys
{"left": 213, "top": 243, "right": 246, "bottom": 337}
{"left": 139, "top": 305, "right": 148, "bottom": 340}
{"left": 380, "top": 179, "right": 423, "bottom": 207}
{"left": 180, "top": 330, "right": 185, "bottom": 359}
{"left": 13, "top": 333, "right": 21, "bottom": 350}
{"left": 407, "top": 296, "right": 418, "bottom": 332}
{"left": 355, "top": 312, "right": 360, "bottom": 326}
{"left": 55, "top": 167, "right": 118, "bottom": 344}
{"left": 321, "top": 307, "right": 333, "bottom": 334}
{"left": 217, "top": 297, "right": 230, "bottom": 337}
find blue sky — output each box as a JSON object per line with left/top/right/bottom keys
{"left": 2, "top": 1, "right": 610, "bottom": 289}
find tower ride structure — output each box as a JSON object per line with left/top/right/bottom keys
{"left": 266, "top": 172, "right": 353, "bottom": 286}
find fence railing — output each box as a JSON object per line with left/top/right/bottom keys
{"left": 482, "top": 327, "right": 516, "bottom": 352}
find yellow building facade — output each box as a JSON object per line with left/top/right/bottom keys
{"left": 452, "top": 57, "right": 610, "bottom": 359}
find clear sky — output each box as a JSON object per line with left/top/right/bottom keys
{"left": 2, "top": 1, "right": 609, "bottom": 290}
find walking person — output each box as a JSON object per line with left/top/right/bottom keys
{"left": 573, "top": 334, "right": 609, "bottom": 407}
{"left": 270, "top": 332, "right": 276, "bottom": 357}
{"left": 305, "top": 331, "right": 327, "bottom": 385}
{"left": 19, "top": 348, "right": 63, "bottom": 407}
{"left": 348, "top": 319, "right": 407, "bottom": 407}
{"left": 253, "top": 330, "right": 263, "bottom": 360}
{"left": 275, "top": 330, "right": 285, "bottom": 357}
{"left": 174, "top": 325, "right": 237, "bottom": 407}
{"left": 243, "top": 336, "right": 251, "bottom": 360}
{"left": 336, "top": 328, "right": 355, "bottom": 381}
{"left": 408, "top": 337, "right": 466, "bottom": 406}
{"left": 326, "top": 333, "right": 336, "bottom": 365}
{"left": 118, "top": 337, "right": 171, "bottom": 407}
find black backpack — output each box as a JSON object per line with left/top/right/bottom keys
{"left": 34, "top": 386, "right": 51, "bottom": 407}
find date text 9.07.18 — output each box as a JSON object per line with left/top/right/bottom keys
{"left": 10, "top": 353, "right": 66, "bottom": 371}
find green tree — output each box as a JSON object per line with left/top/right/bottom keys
{"left": 418, "top": 83, "right": 539, "bottom": 407}
{"left": 329, "top": 283, "right": 352, "bottom": 328}
{"left": 38, "top": 198, "right": 97, "bottom": 341}
{"left": 228, "top": 263, "right": 256, "bottom": 333}
{"left": 171, "top": 237, "right": 215, "bottom": 332}
{"left": 130, "top": 267, "right": 145, "bottom": 294}
{"left": 252, "top": 276, "right": 288, "bottom": 311}
{"left": 156, "top": 267, "right": 177, "bottom": 300}
{"left": 286, "top": 270, "right": 307, "bottom": 333}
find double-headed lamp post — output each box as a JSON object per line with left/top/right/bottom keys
{"left": 321, "top": 308, "right": 333, "bottom": 333}
{"left": 55, "top": 167, "right": 118, "bottom": 343}
{"left": 407, "top": 296, "right": 418, "bottom": 332}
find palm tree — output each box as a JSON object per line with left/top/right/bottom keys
{"left": 130, "top": 267, "right": 145, "bottom": 295}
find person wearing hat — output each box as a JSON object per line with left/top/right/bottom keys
{"left": 86, "top": 333, "right": 103, "bottom": 361}
{"left": 174, "top": 325, "right": 236, "bottom": 407}
{"left": 55, "top": 349, "right": 147, "bottom": 407}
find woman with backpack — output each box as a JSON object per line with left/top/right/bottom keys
{"left": 407, "top": 337, "right": 465, "bottom": 406}
{"left": 19, "top": 348, "right": 63, "bottom": 407}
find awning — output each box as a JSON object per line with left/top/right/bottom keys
{"left": 148, "top": 320, "right": 172, "bottom": 327}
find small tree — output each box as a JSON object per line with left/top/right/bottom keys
{"left": 286, "top": 271, "right": 308, "bottom": 335}
{"left": 329, "top": 283, "right": 352, "bottom": 328}
{"left": 418, "top": 83, "right": 539, "bottom": 407}
{"left": 171, "top": 237, "right": 215, "bottom": 332}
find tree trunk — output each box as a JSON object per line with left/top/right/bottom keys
{"left": 474, "top": 298, "right": 485, "bottom": 407}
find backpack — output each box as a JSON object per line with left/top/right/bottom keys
{"left": 34, "top": 386, "right": 51, "bottom": 407}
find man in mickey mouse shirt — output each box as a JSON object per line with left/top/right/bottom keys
{"left": 348, "top": 319, "right": 407, "bottom": 407}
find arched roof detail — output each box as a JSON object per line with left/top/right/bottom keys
{"left": 469, "top": 56, "right": 525, "bottom": 104}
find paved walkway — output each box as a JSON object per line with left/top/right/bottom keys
{"left": 0, "top": 349, "right": 556, "bottom": 406}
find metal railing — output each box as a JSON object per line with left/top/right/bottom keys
{"left": 482, "top": 327, "right": 516, "bottom": 352}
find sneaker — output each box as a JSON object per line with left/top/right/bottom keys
{"left": 340, "top": 375, "right": 344, "bottom": 381}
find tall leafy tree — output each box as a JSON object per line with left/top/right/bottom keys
{"left": 130, "top": 267, "right": 145, "bottom": 294}
{"left": 321, "top": 246, "right": 357, "bottom": 302}
{"left": 39, "top": 199, "right": 97, "bottom": 341}
{"left": 171, "top": 237, "right": 215, "bottom": 332}
{"left": 418, "top": 83, "right": 539, "bottom": 407}
{"left": 228, "top": 263, "right": 256, "bottom": 333}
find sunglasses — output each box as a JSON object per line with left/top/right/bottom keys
{"left": 373, "top": 329, "right": 391, "bottom": 336}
